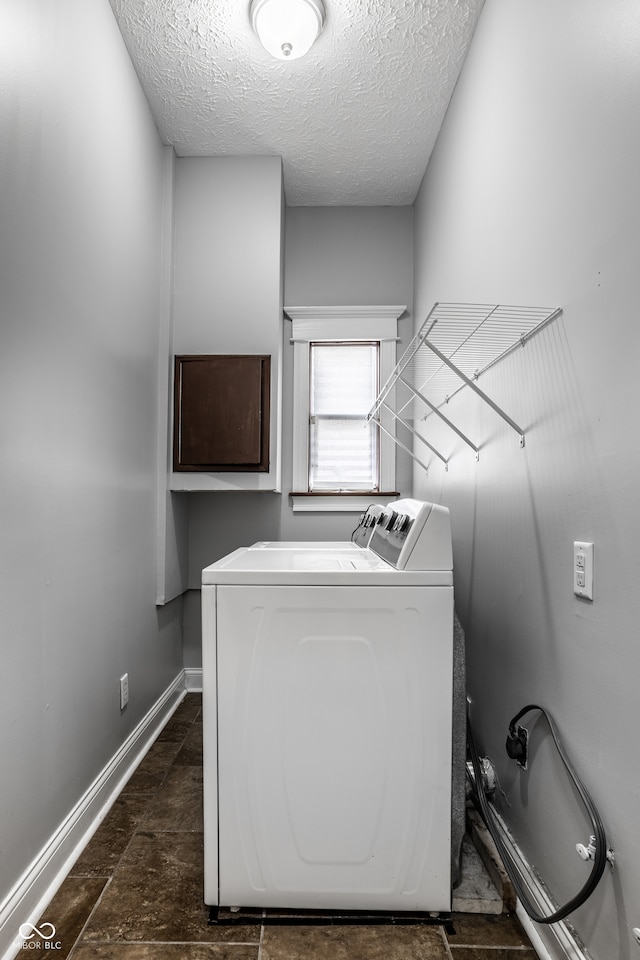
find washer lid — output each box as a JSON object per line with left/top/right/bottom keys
{"left": 202, "top": 545, "right": 452, "bottom": 586}
{"left": 247, "top": 541, "right": 360, "bottom": 551}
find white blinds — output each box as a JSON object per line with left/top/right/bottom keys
{"left": 309, "top": 343, "right": 379, "bottom": 491}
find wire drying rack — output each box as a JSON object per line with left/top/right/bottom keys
{"left": 367, "top": 302, "right": 562, "bottom": 472}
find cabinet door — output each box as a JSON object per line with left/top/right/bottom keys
{"left": 173, "top": 355, "right": 270, "bottom": 471}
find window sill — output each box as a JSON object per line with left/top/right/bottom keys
{"left": 290, "top": 492, "right": 400, "bottom": 513}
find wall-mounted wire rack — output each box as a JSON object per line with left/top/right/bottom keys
{"left": 367, "top": 302, "right": 562, "bottom": 473}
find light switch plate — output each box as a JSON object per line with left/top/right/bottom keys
{"left": 573, "top": 541, "right": 594, "bottom": 600}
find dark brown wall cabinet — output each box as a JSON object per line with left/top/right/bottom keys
{"left": 173, "top": 355, "right": 270, "bottom": 472}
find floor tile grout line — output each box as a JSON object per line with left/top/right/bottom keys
{"left": 67, "top": 939, "right": 262, "bottom": 946}
{"left": 65, "top": 875, "right": 117, "bottom": 960}
{"left": 448, "top": 947, "right": 535, "bottom": 952}
{"left": 439, "top": 924, "right": 454, "bottom": 959}
{"left": 257, "top": 917, "right": 266, "bottom": 960}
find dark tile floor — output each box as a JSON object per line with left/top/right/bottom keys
{"left": 18, "top": 694, "right": 537, "bottom": 959}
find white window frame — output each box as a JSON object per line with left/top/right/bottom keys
{"left": 286, "top": 305, "right": 405, "bottom": 513}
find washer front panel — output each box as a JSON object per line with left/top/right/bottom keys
{"left": 213, "top": 583, "right": 453, "bottom": 911}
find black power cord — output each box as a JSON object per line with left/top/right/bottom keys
{"left": 467, "top": 704, "right": 609, "bottom": 924}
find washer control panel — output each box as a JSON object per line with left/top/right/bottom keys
{"left": 365, "top": 499, "right": 452, "bottom": 571}
{"left": 378, "top": 509, "right": 413, "bottom": 534}
{"left": 352, "top": 504, "right": 385, "bottom": 548}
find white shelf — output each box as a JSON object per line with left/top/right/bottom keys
{"left": 368, "top": 302, "right": 561, "bottom": 471}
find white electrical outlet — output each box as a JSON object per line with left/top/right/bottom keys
{"left": 120, "top": 673, "right": 129, "bottom": 710}
{"left": 573, "top": 541, "right": 594, "bottom": 600}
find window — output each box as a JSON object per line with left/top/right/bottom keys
{"left": 309, "top": 342, "right": 379, "bottom": 491}
{"left": 287, "top": 305, "right": 406, "bottom": 512}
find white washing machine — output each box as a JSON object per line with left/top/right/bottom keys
{"left": 201, "top": 499, "right": 454, "bottom": 913}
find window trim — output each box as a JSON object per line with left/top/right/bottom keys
{"left": 286, "top": 305, "right": 406, "bottom": 512}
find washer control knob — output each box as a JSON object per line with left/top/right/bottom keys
{"left": 392, "top": 513, "right": 404, "bottom": 531}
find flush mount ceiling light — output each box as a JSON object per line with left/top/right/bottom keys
{"left": 250, "top": 0, "right": 326, "bottom": 61}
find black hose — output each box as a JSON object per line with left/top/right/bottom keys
{"left": 466, "top": 705, "right": 608, "bottom": 924}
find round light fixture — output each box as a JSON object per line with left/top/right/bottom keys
{"left": 250, "top": 0, "right": 325, "bottom": 61}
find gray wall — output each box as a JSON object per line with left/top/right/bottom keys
{"left": 412, "top": 1, "right": 640, "bottom": 957}
{"left": 183, "top": 206, "right": 415, "bottom": 667}
{"left": 0, "top": 0, "right": 183, "bottom": 908}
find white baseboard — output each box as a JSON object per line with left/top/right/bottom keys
{"left": 490, "top": 809, "right": 592, "bottom": 960}
{"left": 184, "top": 667, "right": 203, "bottom": 692}
{"left": 0, "top": 671, "right": 188, "bottom": 960}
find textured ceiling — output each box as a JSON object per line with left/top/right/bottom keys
{"left": 109, "top": 0, "right": 485, "bottom": 205}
